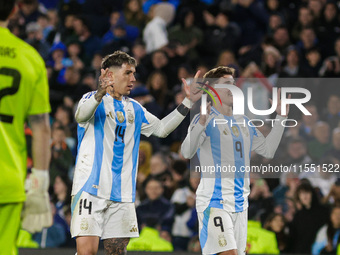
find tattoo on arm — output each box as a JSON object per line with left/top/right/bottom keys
{"left": 103, "top": 238, "right": 129, "bottom": 255}
{"left": 28, "top": 113, "right": 49, "bottom": 125}
{"left": 94, "top": 92, "right": 103, "bottom": 102}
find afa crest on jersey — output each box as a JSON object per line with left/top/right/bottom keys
{"left": 116, "top": 111, "right": 125, "bottom": 123}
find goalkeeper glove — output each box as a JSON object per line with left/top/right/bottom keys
{"left": 22, "top": 168, "right": 52, "bottom": 233}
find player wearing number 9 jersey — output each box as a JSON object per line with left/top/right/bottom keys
{"left": 0, "top": 1, "right": 52, "bottom": 254}
{"left": 181, "top": 66, "right": 288, "bottom": 255}
{"left": 71, "top": 51, "right": 196, "bottom": 255}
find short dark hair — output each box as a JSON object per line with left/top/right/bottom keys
{"left": 0, "top": 0, "right": 15, "bottom": 21}
{"left": 101, "top": 50, "right": 137, "bottom": 70}
{"left": 203, "top": 66, "right": 235, "bottom": 79}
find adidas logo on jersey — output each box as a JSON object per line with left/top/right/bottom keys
{"left": 130, "top": 225, "right": 138, "bottom": 232}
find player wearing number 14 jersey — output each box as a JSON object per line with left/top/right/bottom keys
{"left": 71, "top": 51, "right": 196, "bottom": 255}
{"left": 181, "top": 67, "right": 289, "bottom": 255}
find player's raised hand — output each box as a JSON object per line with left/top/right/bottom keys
{"left": 199, "top": 101, "right": 211, "bottom": 126}
{"left": 269, "top": 88, "right": 291, "bottom": 117}
{"left": 182, "top": 70, "right": 203, "bottom": 103}
{"left": 98, "top": 68, "right": 114, "bottom": 95}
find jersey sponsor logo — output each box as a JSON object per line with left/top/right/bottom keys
{"left": 218, "top": 234, "right": 227, "bottom": 247}
{"left": 0, "top": 46, "right": 16, "bottom": 58}
{"left": 117, "top": 111, "right": 125, "bottom": 123}
{"left": 223, "top": 128, "right": 229, "bottom": 135}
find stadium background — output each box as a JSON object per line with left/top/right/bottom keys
{"left": 8, "top": 0, "right": 340, "bottom": 253}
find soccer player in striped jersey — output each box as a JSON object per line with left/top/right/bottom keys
{"left": 71, "top": 51, "right": 196, "bottom": 255}
{"left": 181, "top": 66, "right": 289, "bottom": 255}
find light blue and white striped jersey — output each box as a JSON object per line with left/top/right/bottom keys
{"left": 187, "top": 107, "right": 284, "bottom": 213}
{"left": 71, "top": 92, "right": 159, "bottom": 202}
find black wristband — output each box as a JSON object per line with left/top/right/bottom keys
{"left": 177, "top": 103, "right": 190, "bottom": 116}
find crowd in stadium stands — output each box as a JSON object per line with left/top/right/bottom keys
{"left": 11, "top": 0, "right": 340, "bottom": 253}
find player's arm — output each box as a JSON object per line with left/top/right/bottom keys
{"left": 252, "top": 88, "right": 290, "bottom": 158}
{"left": 252, "top": 115, "right": 286, "bottom": 158}
{"left": 29, "top": 113, "right": 51, "bottom": 169}
{"left": 142, "top": 71, "right": 203, "bottom": 138}
{"left": 75, "top": 69, "right": 113, "bottom": 123}
{"left": 143, "top": 97, "right": 192, "bottom": 138}
{"left": 181, "top": 114, "right": 206, "bottom": 159}
{"left": 22, "top": 113, "right": 52, "bottom": 233}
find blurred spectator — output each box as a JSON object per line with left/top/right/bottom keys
{"left": 279, "top": 45, "right": 311, "bottom": 78}
{"left": 296, "top": 27, "right": 319, "bottom": 65}
{"left": 216, "top": 50, "right": 239, "bottom": 69}
{"left": 33, "top": 203, "right": 67, "bottom": 248}
{"left": 50, "top": 126, "right": 74, "bottom": 185}
{"left": 168, "top": 8, "right": 203, "bottom": 61}
{"left": 130, "top": 86, "right": 162, "bottom": 117}
{"left": 312, "top": 206, "right": 340, "bottom": 255}
{"left": 299, "top": 103, "right": 320, "bottom": 142}
{"left": 261, "top": 46, "right": 281, "bottom": 79}
{"left": 291, "top": 7, "right": 315, "bottom": 42}
{"left": 325, "top": 128, "right": 340, "bottom": 159}
{"left": 143, "top": 3, "right": 175, "bottom": 53}
{"left": 19, "top": 0, "right": 45, "bottom": 25}
{"left": 248, "top": 178, "right": 275, "bottom": 224}
{"left": 272, "top": 26, "right": 291, "bottom": 54}
{"left": 146, "top": 70, "right": 172, "bottom": 111}
{"left": 36, "top": 13, "right": 53, "bottom": 41}
{"left": 289, "top": 181, "right": 329, "bottom": 254}
{"left": 319, "top": 38, "right": 340, "bottom": 77}
{"left": 234, "top": 0, "right": 269, "bottom": 47}
{"left": 308, "top": 0, "right": 324, "bottom": 20}
{"left": 101, "top": 10, "right": 139, "bottom": 48}
{"left": 264, "top": 213, "right": 289, "bottom": 253}
{"left": 273, "top": 172, "right": 300, "bottom": 214}
{"left": 267, "top": 14, "right": 283, "bottom": 36}
{"left": 282, "top": 137, "right": 312, "bottom": 166}
{"left": 72, "top": 16, "right": 101, "bottom": 65}
{"left": 24, "top": 21, "right": 50, "bottom": 60}
{"left": 321, "top": 95, "right": 340, "bottom": 130}
{"left": 316, "top": 1, "right": 340, "bottom": 57}
{"left": 51, "top": 174, "right": 72, "bottom": 219}
{"left": 307, "top": 121, "right": 332, "bottom": 162}
{"left": 301, "top": 157, "right": 338, "bottom": 198}
{"left": 54, "top": 105, "right": 76, "bottom": 138}
{"left": 171, "top": 174, "right": 199, "bottom": 251}
{"left": 304, "top": 47, "right": 322, "bottom": 77}
{"left": 323, "top": 180, "right": 340, "bottom": 206}
{"left": 200, "top": 9, "right": 241, "bottom": 67}
{"left": 136, "top": 178, "right": 175, "bottom": 241}
{"left": 123, "top": 0, "right": 147, "bottom": 30}
{"left": 142, "top": 0, "right": 180, "bottom": 15}
{"left": 137, "top": 141, "right": 153, "bottom": 185}
{"left": 65, "top": 39, "right": 84, "bottom": 70}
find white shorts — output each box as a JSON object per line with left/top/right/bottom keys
{"left": 198, "top": 207, "right": 247, "bottom": 255}
{"left": 70, "top": 191, "right": 139, "bottom": 239}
